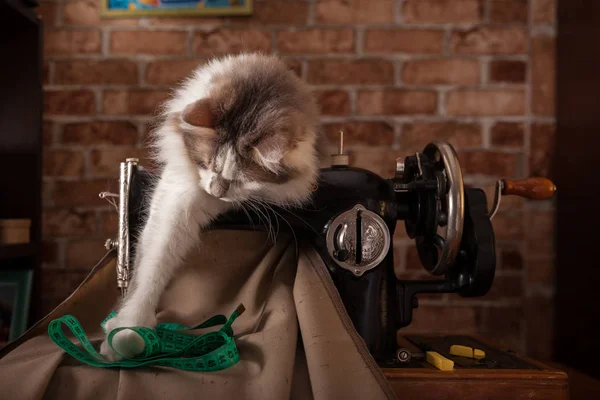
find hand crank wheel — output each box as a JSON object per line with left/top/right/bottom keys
{"left": 417, "top": 141, "right": 465, "bottom": 275}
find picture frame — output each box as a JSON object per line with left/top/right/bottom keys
{"left": 101, "top": 0, "right": 253, "bottom": 18}
{"left": 0, "top": 269, "right": 33, "bottom": 348}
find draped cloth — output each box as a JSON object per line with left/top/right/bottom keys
{"left": 0, "top": 230, "right": 396, "bottom": 399}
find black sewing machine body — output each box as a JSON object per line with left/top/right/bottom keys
{"left": 122, "top": 141, "right": 500, "bottom": 366}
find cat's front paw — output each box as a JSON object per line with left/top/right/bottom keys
{"left": 99, "top": 312, "right": 157, "bottom": 361}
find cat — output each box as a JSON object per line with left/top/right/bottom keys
{"left": 100, "top": 53, "right": 323, "bottom": 360}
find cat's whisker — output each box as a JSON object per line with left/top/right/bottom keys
{"left": 237, "top": 201, "right": 256, "bottom": 231}
{"left": 261, "top": 203, "right": 298, "bottom": 253}
{"left": 254, "top": 199, "right": 278, "bottom": 242}
{"left": 272, "top": 209, "right": 298, "bottom": 253}
{"left": 247, "top": 201, "right": 273, "bottom": 244}
{"left": 276, "top": 206, "right": 320, "bottom": 236}
{"left": 255, "top": 199, "right": 280, "bottom": 242}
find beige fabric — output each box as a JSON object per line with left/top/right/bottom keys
{"left": 0, "top": 230, "right": 396, "bottom": 400}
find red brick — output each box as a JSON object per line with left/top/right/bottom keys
{"left": 41, "top": 240, "right": 59, "bottom": 264}
{"left": 530, "top": 123, "right": 556, "bottom": 177}
{"left": 102, "top": 90, "right": 170, "bottom": 116}
{"left": 65, "top": 239, "right": 108, "bottom": 269}
{"left": 324, "top": 122, "right": 394, "bottom": 147}
{"left": 491, "top": 213, "right": 524, "bottom": 241}
{"left": 231, "top": 0, "right": 308, "bottom": 25}
{"left": 314, "top": 90, "right": 350, "bottom": 116}
{"left": 482, "top": 307, "right": 524, "bottom": 351}
{"left": 500, "top": 247, "right": 523, "bottom": 270}
{"left": 532, "top": 36, "right": 555, "bottom": 116}
{"left": 43, "top": 122, "right": 54, "bottom": 146}
{"left": 110, "top": 31, "right": 187, "bottom": 55}
{"left": 403, "top": 59, "right": 479, "bottom": 85}
{"left": 485, "top": 275, "right": 523, "bottom": 300}
{"left": 525, "top": 295, "right": 554, "bottom": 359}
{"left": 146, "top": 17, "right": 225, "bottom": 26}
{"left": 459, "top": 151, "right": 519, "bottom": 177}
{"left": 528, "top": 259, "right": 554, "bottom": 285}
{"left": 278, "top": 29, "right": 354, "bottom": 55}
{"left": 44, "top": 90, "right": 96, "bottom": 116}
{"left": 490, "top": 0, "right": 528, "bottom": 23}
{"left": 491, "top": 122, "right": 525, "bottom": 147}
{"left": 193, "top": 29, "right": 271, "bottom": 56}
{"left": 63, "top": 0, "right": 138, "bottom": 26}
{"left": 43, "top": 150, "right": 84, "bottom": 178}
{"left": 44, "top": 30, "right": 101, "bottom": 56}
{"left": 55, "top": 60, "right": 138, "bottom": 85}
{"left": 43, "top": 62, "right": 50, "bottom": 85}
{"left": 100, "top": 211, "right": 118, "bottom": 236}
{"left": 446, "top": 90, "right": 525, "bottom": 116}
{"left": 42, "top": 208, "right": 96, "bottom": 237}
{"left": 532, "top": 0, "right": 556, "bottom": 24}
{"left": 484, "top": 306, "right": 523, "bottom": 334}
{"left": 451, "top": 27, "right": 527, "bottom": 55}
{"left": 403, "top": 306, "right": 483, "bottom": 334}
{"left": 307, "top": 59, "right": 394, "bottom": 85}
{"left": 490, "top": 60, "right": 527, "bottom": 84}
{"left": 403, "top": 0, "right": 483, "bottom": 24}
{"left": 36, "top": 1, "right": 57, "bottom": 26}
{"left": 40, "top": 270, "right": 89, "bottom": 298}
{"left": 43, "top": 181, "right": 55, "bottom": 207}
{"left": 54, "top": 180, "right": 116, "bottom": 207}
{"left": 527, "top": 210, "right": 554, "bottom": 257}
{"left": 62, "top": 121, "right": 138, "bottom": 146}
{"left": 364, "top": 29, "right": 444, "bottom": 54}
{"left": 402, "top": 122, "right": 481, "bottom": 152}
{"left": 481, "top": 182, "right": 524, "bottom": 211}
{"left": 145, "top": 60, "right": 203, "bottom": 86}
{"left": 357, "top": 90, "right": 437, "bottom": 116}
{"left": 350, "top": 150, "right": 403, "bottom": 178}
{"left": 90, "top": 148, "right": 148, "bottom": 178}
{"left": 405, "top": 245, "right": 421, "bottom": 270}
{"left": 316, "top": 0, "right": 394, "bottom": 24}
{"left": 284, "top": 59, "right": 303, "bottom": 77}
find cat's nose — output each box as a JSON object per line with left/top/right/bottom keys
{"left": 209, "top": 176, "right": 231, "bottom": 198}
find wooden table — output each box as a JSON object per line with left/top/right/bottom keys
{"left": 381, "top": 335, "right": 570, "bottom": 399}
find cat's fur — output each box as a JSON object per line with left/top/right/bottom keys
{"left": 100, "top": 53, "right": 322, "bottom": 360}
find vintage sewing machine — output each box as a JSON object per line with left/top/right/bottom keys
{"left": 101, "top": 136, "right": 556, "bottom": 368}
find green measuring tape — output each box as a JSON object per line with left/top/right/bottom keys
{"left": 48, "top": 304, "right": 245, "bottom": 372}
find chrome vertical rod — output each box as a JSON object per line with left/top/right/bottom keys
{"left": 116, "top": 160, "right": 134, "bottom": 297}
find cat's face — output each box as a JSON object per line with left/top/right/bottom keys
{"left": 182, "top": 124, "right": 301, "bottom": 202}
{"left": 171, "top": 55, "right": 320, "bottom": 205}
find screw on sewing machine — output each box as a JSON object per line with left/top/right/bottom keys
{"left": 396, "top": 347, "right": 425, "bottom": 364}
{"left": 104, "top": 239, "right": 117, "bottom": 251}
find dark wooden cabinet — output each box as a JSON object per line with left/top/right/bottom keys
{"left": 555, "top": 0, "right": 600, "bottom": 380}
{"left": 0, "top": 0, "right": 43, "bottom": 326}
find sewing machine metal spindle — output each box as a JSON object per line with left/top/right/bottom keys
{"left": 103, "top": 158, "right": 138, "bottom": 298}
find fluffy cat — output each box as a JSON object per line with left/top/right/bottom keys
{"left": 100, "top": 53, "right": 322, "bottom": 360}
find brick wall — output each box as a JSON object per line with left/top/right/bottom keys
{"left": 37, "top": 0, "right": 556, "bottom": 359}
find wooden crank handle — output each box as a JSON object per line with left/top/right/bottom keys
{"left": 501, "top": 177, "right": 556, "bottom": 200}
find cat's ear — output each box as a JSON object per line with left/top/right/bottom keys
{"left": 252, "top": 134, "right": 290, "bottom": 171}
{"left": 181, "top": 98, "right": 216, "bottom": 129}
